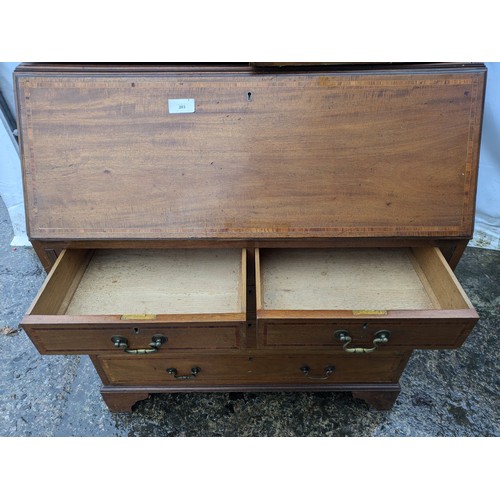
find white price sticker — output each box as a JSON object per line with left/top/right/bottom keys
{"left": 168, "top": 98, "right": 195, "bottom": 114}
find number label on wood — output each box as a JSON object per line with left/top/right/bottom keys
{"left": 168, "top": 98, "right": 195, "bottom": 114}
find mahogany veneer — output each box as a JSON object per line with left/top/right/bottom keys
{"left": 16, "top": 63, "right": 485, "bottom": 412}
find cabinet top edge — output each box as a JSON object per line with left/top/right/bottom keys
{"left": 13, "top": 62, "right": 487, "bottom": 77}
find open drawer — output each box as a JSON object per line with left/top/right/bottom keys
{"left": 21, "top": 248, "right": 247, "bottom": 354}
{"left": 256, "top": 247, "right": 478, "bottom": 350}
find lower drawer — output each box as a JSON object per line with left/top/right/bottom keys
{"left": 96, "top": 352, "right": 410, "bottom": 386}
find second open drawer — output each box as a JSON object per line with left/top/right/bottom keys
{"left": 255, "top": 247, "right": 478, "bottom": 350}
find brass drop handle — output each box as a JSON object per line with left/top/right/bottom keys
{"left": 166, "top": 367, "right": 201, "bottom": 380}
{"left": 334, "top": 329, "right": 391, "bottom": 353}
{"left": 111, "top": 334, "right": 167, "bottom": 354}
{"left": 300, "top": 365, "right": 335, "bottom": 380}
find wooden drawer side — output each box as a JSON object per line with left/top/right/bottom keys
{"left": 27, "top": 249, "right": 93, "bottom": 315}
{"left": 411, "top": 246, "right": 475, "bottom": 310}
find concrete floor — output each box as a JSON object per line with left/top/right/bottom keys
{"left": 0, "top": 194, "right": 498, "bottom": 437}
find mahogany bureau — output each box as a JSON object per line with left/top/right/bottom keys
{"left": 15, "top": 63, "right": 486, "bottom": 412}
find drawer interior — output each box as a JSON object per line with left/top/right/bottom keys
{"left": 256, "top": 247, "right": 473, "bottom": 313}
{"left": 30, "top": 248, "right": 246, "bottom": 316}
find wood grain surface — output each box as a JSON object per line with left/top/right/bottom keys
{"left": 65, "top": 249, "right": 244, "bottom": 315}
{"left": 15, "top": 64, "right": 485, "bottom": 413}
{"left": 259, "top": 248, "right": 436, "bottom": 311}
{"left": 255, "top": 247, "right": 478, "bottom": 349}
{"left": 97, "top": 351, "right": 408, "bottom": 385}
{"left": 16, "top": 65, "right": 486, "bottom": 241}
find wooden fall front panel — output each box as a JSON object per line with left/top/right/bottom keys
{"left": 16, "top": 64, "right": 484, "bottom": 242}
{"left": 16, "top": 63, "right": 486, "bottom": 412}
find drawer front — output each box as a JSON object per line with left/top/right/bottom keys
{"left": 97, "top": 352, "right": 408, "bottom": 386}
{"left": 258, "top": 318, "right": 477, "bottom": 350}
{"left": 23, "top": 323, "right": 244, "bottom": 355}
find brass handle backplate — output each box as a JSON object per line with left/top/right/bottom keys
{"left": 111, "top": 334, "right": 167, "bottom": 354}
{"left": 300, "top": 365, "right": 335, "bottom": 380}
{"left": 334, "top": 329, "right": 391, "bottom": 353}
{"left": 166, "top": 367, "right": 201, "bottom": 380}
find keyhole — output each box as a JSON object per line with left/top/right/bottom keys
{"left": 247, "top": 91, "right": 253, "bottom": 102}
